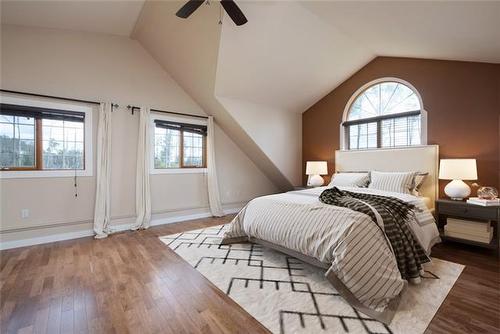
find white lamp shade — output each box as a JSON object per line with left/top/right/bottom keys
{"left": 306, "top": 161, "right": 328, "bottom": 175}
{"left": 439, "top": 159, "right": 477, "bottom": 180}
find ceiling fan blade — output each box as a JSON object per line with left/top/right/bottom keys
{"left": 220, "top": 0, "right": 248, "bottom": 26}
{"left": 176, "top": 0, "right": 205, "bottom": 19}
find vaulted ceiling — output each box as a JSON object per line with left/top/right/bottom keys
{"left": 2, "top": 0, "right": 499, "bottom": 190}
{"left": 1, "top": 0, "right": 145, "bottom": 36}
{"left": 302, "top": 1, "right": 500, "bottom": 64}
{"left": 216, "top": 1, "right": 373, "bottom": 114}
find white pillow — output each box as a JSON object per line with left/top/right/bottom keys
{"left": 328, "top": 172, "right": 370, "bottom": 187}
{"left": 368, "top": 171, "right": 416, "bottom": 194}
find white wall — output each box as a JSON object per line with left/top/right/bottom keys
{"left": 217, "top": 97, "right": 302, "bottom": 185}
{"left": 0, "top": 25, "right": 278, "bottom": 247}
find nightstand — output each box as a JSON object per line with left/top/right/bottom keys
{"left": 435, "top": 199, "right": 500, "bottom": 256}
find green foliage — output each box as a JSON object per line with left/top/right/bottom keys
{"left": 0, "top": 135, "right": 35, "bottom": 167}
{"left": 0, "top": 135, "right": 83, "bottom": 169}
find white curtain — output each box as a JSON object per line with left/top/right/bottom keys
{"left": 93, "top": 102, "right": 112, "bottom": 239}
{"left": 207, "top": 116, "right": 224, "bottom": 217}
{"left": 132, "top": 106, "right": 152, "bottom": 230}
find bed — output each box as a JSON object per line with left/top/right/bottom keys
{"left": 222, "top": 145, "right": 440, "bottom": 324}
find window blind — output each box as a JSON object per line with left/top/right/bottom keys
{"left": 154, "top": 120, "right": 207, "bottom": 136}
{"left": 347, "top": 122, "right": 377, "bottom": 150}
{"left": 381, "top": 115, "right": 421, "bottom": 147}
{"left": 344, "top": 111, "right": 421, "bottom": 150}
{"left": 0, "top": 103, "right": 85, "bottom": 123}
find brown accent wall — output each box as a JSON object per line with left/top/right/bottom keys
{"left": 303, "top": 57, "right": 500, "bottom": 196}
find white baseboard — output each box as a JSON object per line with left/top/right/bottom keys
{"left": 0, "top": 229, "right": 96, "bottom": 251}
{"left": 109, "top": 206, "right": 242, "bottom": 233}
{"left": 0, "top": 206, "right": 243, "bottom": 251}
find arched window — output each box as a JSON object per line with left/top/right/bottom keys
{"left": 342, "top": 78, "right": 426, "bottom": 150}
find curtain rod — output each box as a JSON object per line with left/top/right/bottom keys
{"left": 0, "top": 89, "right": 119, "bottom": 109}
{"left": 127, "top": 105, "right": 208, "bottom": 119}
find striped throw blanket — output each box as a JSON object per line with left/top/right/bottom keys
{"left": 319, "top": 187, "right": 430, "bottom": 280}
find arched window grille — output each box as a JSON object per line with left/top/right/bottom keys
{"left": 342, "top": 79, "right": 426, "bottom": 150}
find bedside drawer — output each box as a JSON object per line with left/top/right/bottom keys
{"left": 438, "top": 203, "right": 498, "bottom": 220}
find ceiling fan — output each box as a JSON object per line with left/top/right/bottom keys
{"left": 176, "top": 0, "right": 248, "bottom": 26}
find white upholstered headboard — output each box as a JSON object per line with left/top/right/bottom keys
{"left": 335, "top": 145, "right": 439, "bottom": 210}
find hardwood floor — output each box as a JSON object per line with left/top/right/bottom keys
{"left": 1, "top": 215, "right": 499, "bottom": 334}
{"left": 425, "top": 242, "right": 499, "bottom": 333}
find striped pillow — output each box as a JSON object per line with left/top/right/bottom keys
{"left": 368, "top": 171, "right": 416, "bottom": 194}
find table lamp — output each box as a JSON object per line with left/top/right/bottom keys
{"left": 306, "top": 161, "right": 328, "bottom": 187}
{"left": 439, "top": 159, "right": 477, "bottom": 200}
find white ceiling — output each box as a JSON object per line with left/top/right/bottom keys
{"left": 3, "top": 0, "right": 498, "bottom": 190}
{"left": 2, "top": 0, "right": 498, "bottom": 62}
{"left": 1, "top": 0, "right": 499, "bottom": 115}
{"left": 215, "top": 0, "right": 500, "bottom": 114}
{"left": 0, "top": 0, "right": 145, "bottom": 36}
{"left": 301, "top": 1, "right": 500, "bottom": 64}
{"left": 216, "top": 1, "right": 374, "bottom": 113}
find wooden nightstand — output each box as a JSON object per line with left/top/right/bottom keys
{"left": 435, "top": 199, "right": 500, "bottom": 256}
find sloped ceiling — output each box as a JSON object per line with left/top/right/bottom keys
{"left": 132, "top": 0, "right": 295, "bottom": 189}
{"left": 214, "top": 1, "right": 376, "bottom": 185}
{"left": 301, "top": 1, "right": 500, "bottom": 64}
{"left": 216, "top": 1, "right": 373, "bottom": 113}
{"left": 138, "top": 0, "right": 499, "bottom": 189}
{"left": 2, "top": 0, "right": 499, "bottom": 190}
{"left": 0, "top": 0, "right": 145, "bottom": 36}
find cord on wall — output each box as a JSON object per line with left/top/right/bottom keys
{"left": 74, "top": 166, "right": 78, "bottom": 198}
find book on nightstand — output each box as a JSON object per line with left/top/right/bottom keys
{"left": 466, "top": 197, "right": 500, "bottom": 206}
{"left": 445, "top": 218, "right": 493, "bottom": 244}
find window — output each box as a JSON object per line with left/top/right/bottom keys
{"left": 153, "top": 119, "right": 206, "bottom": 171}
{"left": 0, "top": 96, "right": 92, "bottom": 178}
{"left": 0, "top": 115, "right": 35, "bottom": 169}
{"left": 342, "top": 79, "right": 425, "bottom": 150}
{"left": 42, "top": 119, "right": 84, "bottom": 169}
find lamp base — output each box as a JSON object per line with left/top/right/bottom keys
{"left": 307, "top": 174, "right": 324, "bottom": 187}
{"left": 444, "top": 179, "right": 471, "bottom": 200}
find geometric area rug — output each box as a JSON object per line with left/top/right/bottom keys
{"left": 160, "top": 224, "right": 464, "bottom": 334}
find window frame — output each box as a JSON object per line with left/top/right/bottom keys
{"left": 150, "top": 113, "right": 207, "bottom": 175}
{"left": 340, "top": 77, "right": 427, "bottom": 151}
{"left": 0, "top": 95, "right": 93, "bottom": 179}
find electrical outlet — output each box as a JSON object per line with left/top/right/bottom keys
{"left": 21, "top": 209, "right": 29, "bottom": 219}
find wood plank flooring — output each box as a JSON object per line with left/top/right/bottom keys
{"left": 1, "top": 215, "right": 499, "bottom": 334}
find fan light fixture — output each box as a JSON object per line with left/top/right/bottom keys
{"left": 176, "top": 0, "right": 248, "bottom": 26}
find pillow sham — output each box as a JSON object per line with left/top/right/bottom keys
{"left": 368, "top": 171, "right": 416, "bottom": 194}
{"left": 412, "top": 172, "right": 429, "bottom": 196}
{"left": 328, "top": 172, "right": 370, "bottom": 187}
